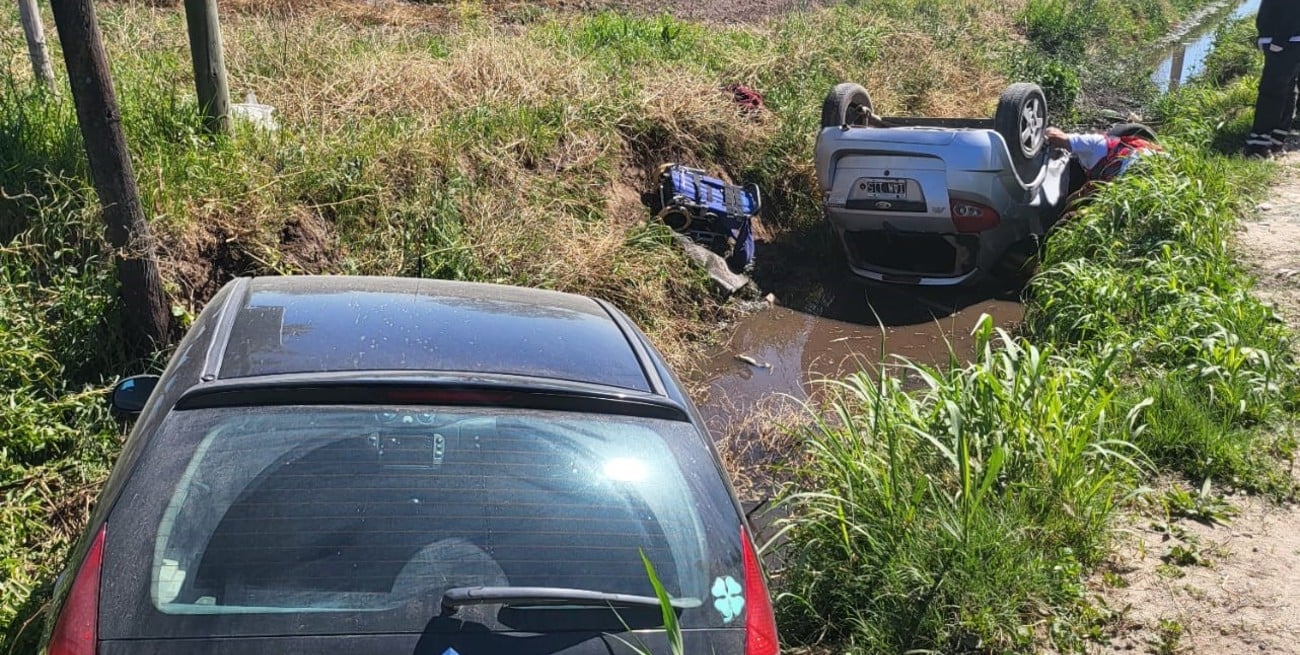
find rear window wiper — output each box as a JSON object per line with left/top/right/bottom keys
{"left": 440, "top": 586, "right": 702, "bottom": 616}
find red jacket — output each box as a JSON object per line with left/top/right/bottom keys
{"left": 1088, "top": 136, "right": 1160, "bottom": 182}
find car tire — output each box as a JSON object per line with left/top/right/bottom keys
{"left": 994, "top": 83, "right": 1048, "bottom": 181}
{"left": 820, "top": 83, "right": 874, "bottom": 129}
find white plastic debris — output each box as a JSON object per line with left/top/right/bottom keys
{"left": 230, "top": 92, "right": 279, "bottom": 132}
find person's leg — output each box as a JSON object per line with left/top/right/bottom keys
{"left": 1289, "top": 67, "right": 1300, "bottom": 147}
{"left": 1276, "top": 65, "right": 1300, "bottom": 151}
{"left": 1248, "top": 46, "right": 1300, "bottom": 155}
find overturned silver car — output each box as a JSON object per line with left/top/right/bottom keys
{"left": 814, "top": 82, "right": 1070, "bottom": 285}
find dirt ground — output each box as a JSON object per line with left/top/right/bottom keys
{"left": 1245, "top": 153, "right": 1300, "bottom": 330}
{"left": 1088, "top": 152, "right": 1300, "bottom": 655}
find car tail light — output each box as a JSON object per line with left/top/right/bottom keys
{"left": 950, "top": 199, "right": 1000, "bottom": 233}
{"left": 742, "top": 526, "right": 779, "bottom": 655}
{"left": 47, "top": 525, "right": 105, "bottom": 655}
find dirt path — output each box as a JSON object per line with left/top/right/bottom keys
{"left": 1088, "top": 153, "right": 1300, "bottom": 654}
{"left": 1094, "top": 493, "right": 1300, "bottom": 654}
{"left": 1246, "top": 153, "right": 1300, "bottom": 329}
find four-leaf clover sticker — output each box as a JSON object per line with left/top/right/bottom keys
{"left": 711, "top": 575, "right": 745, "bottom": 623}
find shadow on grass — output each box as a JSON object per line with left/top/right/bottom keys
{"left": 1, "top": 579, "right": 54, "bottom": 655}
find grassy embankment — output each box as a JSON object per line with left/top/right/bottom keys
{"left": 776, "top": 14, "right": 1298, "bottom": 655}
{"left": 0, "top": 0, "right": 1222, "bottom": 651}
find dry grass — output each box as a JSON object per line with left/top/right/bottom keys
{"left": 864, "top": 30, "right": 1010, "bottom": 116}
{"left": 712, "top": 394, "right": 810, "bottom": 500}
{"left": 91, "top": 6, "right": 787, "bottom": 365}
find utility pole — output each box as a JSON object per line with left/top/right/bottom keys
{"left": 183, "top": 0, "right": 231, "bottom": 133}
{"left": 51, "top": 0, "right": 171, "bottom": 355}
{"left": 18, "top": 0, "right": 56, "bottom": 90}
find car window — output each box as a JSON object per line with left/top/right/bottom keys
{"left": 101, "top": 406, "right": 745, "bottom": 638}
{"left": 218, "top": 284, "right": 654, "bottom": 392}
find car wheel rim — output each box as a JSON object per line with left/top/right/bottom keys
{"left": 1019, "top": 98, "right": 1044, "bottom": 156}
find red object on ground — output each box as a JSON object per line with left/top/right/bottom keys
{"left": 725, "top": 84, "right": 764, "bottom": 113}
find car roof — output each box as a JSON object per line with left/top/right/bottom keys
{"left": 213, "top": 276, "right": 653, "bottom": 392}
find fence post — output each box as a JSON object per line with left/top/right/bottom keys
{"left": 50, "top": 0, "right": 171, "bottom": 355}
{"left": 183, "top": 0, "right": 231, "bottom": 133}
{"left": 18, "top": 0, "right": 56, "bottom": 90}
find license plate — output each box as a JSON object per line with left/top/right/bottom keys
{"left": 862, "top": 179, "right": 907, "bottom": 198}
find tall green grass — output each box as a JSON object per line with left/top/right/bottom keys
{"left": 1025, "top": 148, "right": 1295, "bottom": 493}
{"left": 779, "top": 321, "right": 1144, "bottom": 652}
{"left": 1017, "top": 0, "right": 1209, "bottom": 117}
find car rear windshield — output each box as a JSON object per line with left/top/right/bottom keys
{"left": 100, "top": 406, "right": 746, "bottom": 638}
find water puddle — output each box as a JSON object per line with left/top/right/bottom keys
{"left": 1153, "top": 0, "right": 1260, "bottom": 92}
{"left": 697, "top": 281, "right": 1022, "bottom": 431}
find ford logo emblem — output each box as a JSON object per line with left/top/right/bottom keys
{"left": 875, "top": 201, "right": 893, "bottom": 210}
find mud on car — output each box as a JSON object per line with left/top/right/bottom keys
{"left": 814, "top": 82, "right": 1071, "bottom": 286}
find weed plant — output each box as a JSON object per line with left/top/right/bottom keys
{"left": 1026, "top": 148, "right": 1295, "bottom": 493}
{"left": 1017, "top": 0, "right": 1208, "bottom": 117}
{"left": 1197, "top": 16, "right": 1260, "bottom": 87}
{"left": 778, "top": 320, "right": 1144, "bottom": 652}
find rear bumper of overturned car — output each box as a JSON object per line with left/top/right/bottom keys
{"left": 815, "top": 127, "right": 1070, "bottom": 287}
{"left": 827, "top": 214, "right": 1005, "bottom": 285}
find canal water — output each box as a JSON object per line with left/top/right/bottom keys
{"left": 696, "top": 279, "right": 1021, "bottom": 437}
{"left": 1152, "top": 0, "right": 1260, "bottom": 92}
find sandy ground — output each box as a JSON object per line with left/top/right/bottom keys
{"left": 1094, "top": 494, "right": 1300, "bottom": 654}
{"left": 1088, "top": 152, "right": 1300, "bottom": 654}
{"left": 1246, "top": 153, "right": 1300, "bottom": 330}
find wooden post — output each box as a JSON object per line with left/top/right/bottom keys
{"left": 183, "top": 0, "right": 231, "bottom": 133}
{"left": 18, "top": 0, "right": 56, "bottom": 90}
{"left": 1168, "top": 46, "right": 1186, "bottom": 94}
{"left": 50, "top": 0, "right": 171, "bottom": 355}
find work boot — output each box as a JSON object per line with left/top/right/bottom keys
{"left": 1272, "top": 129, "right": 1291, "bottom": 154}
{"left": 1247, "top": 133, "right": 1276, "bottom": 158}
{"left": 1245, "top": 143, "right": 1275, "bottom": 160}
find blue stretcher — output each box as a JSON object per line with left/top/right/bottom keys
{"left": 657, "top": 164, "right": 760, "bottom": 272}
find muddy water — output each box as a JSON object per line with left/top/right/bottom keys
{"left": 1153, "top": 0, "right": 1260, "bottom": 92}
{"left": 697, "top": 281, "right": 1021, "bottom": 431}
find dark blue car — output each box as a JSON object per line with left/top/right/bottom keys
{"left": 42, "top": 276, "right": 778, "bottom": 655}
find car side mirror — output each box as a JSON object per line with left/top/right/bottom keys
{"left": 111, "top": 375, "right": 160, "bottom": 415}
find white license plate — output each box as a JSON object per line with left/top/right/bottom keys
{"left": 861, "top": 179, "right": 907, "bottom": 199}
